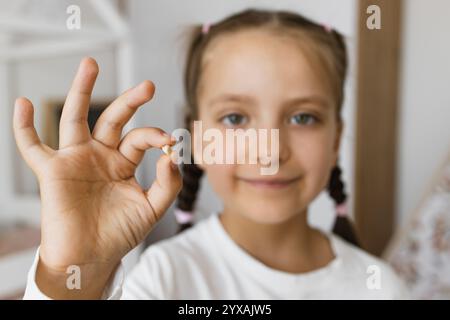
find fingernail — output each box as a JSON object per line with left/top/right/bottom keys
{"left": 161, "top": 131, "right": 177, "bottom": 143}
{"left": 15, "top": 97, "right": 25, "bottom": 107}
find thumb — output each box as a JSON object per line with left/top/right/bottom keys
{"left": 146, "top": 154, "right": 182, "bottom": 221}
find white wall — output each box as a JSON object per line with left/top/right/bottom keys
{"left": 129, "top": 0, "right": 358, "bottom": 241}
{"left": 396, "top": 0, "right": 450, "bottom": 227}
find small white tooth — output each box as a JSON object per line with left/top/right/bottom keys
{"left": 162, "top": 145, "right": 172, "bottom": 155}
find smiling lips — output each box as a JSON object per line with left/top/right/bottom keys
{"left": 238, "top": 176, "right": 301, "bottom": 189}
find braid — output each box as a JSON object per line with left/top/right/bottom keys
{"left": 176, "top": 161, "right": 203, "bottom": 232}
{"left": 175, "top": 110, "right": 204, "bottom": 233}
{"left": 327, "top": 165, "right": 346, "bottom": 204}
{"left": 327, "top": 165, "right": 360, "bottom": 247}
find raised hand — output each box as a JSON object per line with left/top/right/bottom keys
{"left": 13, "top": 57, "right": 182, "bottom": 298}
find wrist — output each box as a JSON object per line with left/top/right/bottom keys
{"left": 36, "top": 254, "right": 119, "bottom": 299}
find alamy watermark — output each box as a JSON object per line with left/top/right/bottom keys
{"left": 366, "top": 264, "right": 382, "bottom": 290}
{"left": 169, "top": 121, "right": 280, "bottom": 175}
{"left": 66, "top": 265, "right": 81, "bottom": 290}
{"left": 366, "top": 4, "right": 382, "bottom": 30}
{"left": 66, "top": 5, "right": 81, "bottom": 30}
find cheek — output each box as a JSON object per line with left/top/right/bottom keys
{"left": 191, "top": 115, "right": 237, "bottom": 201}
{"left": 292, "top": 130, "right": 336, "bottom": 188}
{"left": 203, "top": 164, "right": 236, "bottom": 200}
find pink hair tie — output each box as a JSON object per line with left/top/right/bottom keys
{"left": 202, "top": 23, "right": 211, "bottom": 35}
{"left": 322, "top": 23, "right": 333, "bottom": 33}
{"left": 335, "top": 202, "right": 348, "bottom": 217}
{"left": 174, "top": 208, "right": 194, "bottom": 224}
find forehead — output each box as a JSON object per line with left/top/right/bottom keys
{"left": 198, "top": 29, "right": 332, "bottom": 104}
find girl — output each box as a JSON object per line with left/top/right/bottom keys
{"left": 19, "top": 9, "right": 408, "bottom": 299}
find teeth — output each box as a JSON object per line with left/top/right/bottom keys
{"left": 161, "top": 145, "right": 172, "bottom": 155}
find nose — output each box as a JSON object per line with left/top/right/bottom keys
{"left": 276, "top": 127, "right": 291, "bottom": 165}
{"left": 256, "top": 123, "right": 291, "bottom": 166}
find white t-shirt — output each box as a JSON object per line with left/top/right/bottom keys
{"left": 24, "top": 212, "right": 410, "bottom": 299}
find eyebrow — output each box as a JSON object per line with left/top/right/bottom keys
{"left": 208, "top": 94, "right": 256, "bottom": 108}
{"left": 208, "top": 93, "right": 330, "bottom": 109}
{"left": 283, "top": 95, "right": 331, "bottom": 109}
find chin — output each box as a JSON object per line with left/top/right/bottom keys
{"left": 239, "top": 201, "right": 302, "bottom": 225}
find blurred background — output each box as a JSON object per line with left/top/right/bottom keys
{"left": 0, "top": 0, "right": 449, "bottom": 299}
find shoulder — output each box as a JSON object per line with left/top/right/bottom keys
{"left": 330, "top": 234, "right": 411, "bottom": 299}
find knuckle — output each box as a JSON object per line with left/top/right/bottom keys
{"left": 105, "top": 119, "right": 123, "bottom": 131}
{"left": 68, "top": 117, "right": 87, "bottom": 125}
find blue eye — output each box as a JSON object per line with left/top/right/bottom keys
{"left": 290, "top": 113, "right": 317, "bottom": 126}
{"left": 221, "top": 113, "right": 247, "bottom": 126}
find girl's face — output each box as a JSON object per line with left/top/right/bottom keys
{"left": 194, "top": 29, "right": 342, "bottom": 224}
